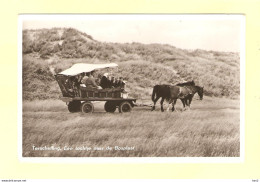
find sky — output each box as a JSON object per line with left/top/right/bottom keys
{"left": 22, "top": 15, "right": 244, "bottom": 52}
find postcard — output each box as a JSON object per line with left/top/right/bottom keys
{"left": 19, "top": 14, "right": 245, "bottom": 163}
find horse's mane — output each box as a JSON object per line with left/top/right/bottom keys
{"left": 176, "top": 80, "right": 195, "bottom": 86}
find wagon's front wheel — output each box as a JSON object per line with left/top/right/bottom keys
{"left": 119, "top": 101, "right": 132, "bottom": 113}
{"left": 104, "top": 101, "right": 117, "bottom": 113}
{"left": 81, "top": 102, "right": 94, "bottom": 113}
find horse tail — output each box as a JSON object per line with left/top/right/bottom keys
{"left": 151, "top": 85, "right": 157, "bottom": 102}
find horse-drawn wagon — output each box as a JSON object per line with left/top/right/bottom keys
{"left": 55, "top": 63, "right": 136, "bottom": 113}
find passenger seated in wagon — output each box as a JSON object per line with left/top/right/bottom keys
{"left": 80, "top": 74, "right": 87, "bottom": 87}
{"left": 83, "top": 71, "right": 102, "bottom": 90}
{"left": 111, "top": 76, "right": 117, "bottom": 88}
{"left": 100, "top": 73, "right": 110, "bottom": 89}
{"left": 100, "top": 72, "right": 125, "bottom": 89}
{"left": 118, "top": 77, "right": 126, "bottom": 89}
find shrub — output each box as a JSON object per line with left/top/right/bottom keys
{"left": 23, "top": 58, "right": 56, "bottom": 100}
{"left": 22, "top": 33, "right": 33, "bottom": 54}
{"left": 22, "top": 28, "right": 240, "bottom": 100}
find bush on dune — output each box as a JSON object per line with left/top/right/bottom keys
{"left": 23, "top": 57, "right": 56, "bottom": 100}
{"left": 22, "top": 28, "right": 240, "bottom": 100}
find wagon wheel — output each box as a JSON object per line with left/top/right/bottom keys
{"left": 119, "top": 101, "right": 132, "bottom": 113}
{"left": 81, "top": 102, "right": 94, "bottom": 113}
{"left": 68, "top": 101, "right": 81, "bottom": 113}
{"left": 104, "top": 101, "right": 117, "bottom": 113}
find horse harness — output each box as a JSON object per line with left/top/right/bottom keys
{"left": 177, "top": 86, "right": 193, "bottom": 99}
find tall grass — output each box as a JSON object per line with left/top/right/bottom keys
{"left": 23, "top": 97, "right": 240, "bottom": 157}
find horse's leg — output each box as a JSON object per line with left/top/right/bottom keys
{"left": 166, "top": 101, "right": 170, "bottom": 112}
{"left": 187, "top": 98, "right": 191, "bottom": 109}
{"left": 185, "top": 99, "right": 190, "bottom": 110}
{"left": 185, "top": 96, "right": 192, "bottom": 110}
{"left": 166, "top": 99, "right": 172, "bottom": 112}
{"left": 160, "top": 97, "right": 165, "bottom": 112}
{"left": 151, "top": 96, "right": 160, "bottom": 111}
{"left": 188, "top": 96, "right": 193, "bottom": 109}
{"left": 172, "top": 99, "right": 177, "bottom": 112}
{"left": 181, "top": 99, "right": 186, "bottom": 111}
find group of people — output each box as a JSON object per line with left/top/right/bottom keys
{"left": 75, "top": 71, "right": 125, "bottom": 90}
{"left": 100, "top": 73, "right": 125, "bottom": 89}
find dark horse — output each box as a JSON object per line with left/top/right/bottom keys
{"left": 169, "top": 85, "right": 204, "bottom": 112}
{"left": 151, "top": 81, "right": 195, "bottom": 112}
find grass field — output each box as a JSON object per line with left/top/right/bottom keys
{"left": 22, "top": 96, "right": 240, "bottom": 157}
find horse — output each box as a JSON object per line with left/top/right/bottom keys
{"left": 169, "top": 85, "right": 204, "bottom": 112}
{"left": 151, "top": 81, "right": 195, "bottom": 112}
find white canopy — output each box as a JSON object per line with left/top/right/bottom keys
{"left": 58, "top": 63, "right": 118, "bottom": 76}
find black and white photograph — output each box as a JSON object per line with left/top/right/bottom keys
{"left": 20, "top": 15, "right": 244, "bottom": 159}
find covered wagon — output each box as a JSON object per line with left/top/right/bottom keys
{"left": 55, "top": 63, "right": 136, "bottom": 113}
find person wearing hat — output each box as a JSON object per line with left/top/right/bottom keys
{"left": 114, "top": 77, "right": 120, "bottom": 88}
{"left": 111, "top": 76, "right": 116, "bottom": 88}
{"left": 100, "top": 72, "right": 110, "bottom": 89}
{"left": 81, "top": 73, "right": 89, "bottom": 86}
{"left": 118, "top": 77, "right": 126, "bottom": 89}
{"left": 107, "top": 75, "right": 113, "bottom": 88}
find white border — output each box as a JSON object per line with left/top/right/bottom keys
{"left": 18, "top": 14, "right": 245, "bottom": 163}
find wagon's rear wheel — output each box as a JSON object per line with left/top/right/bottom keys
{"left": 68, "top": 101, "right": 81, "bottom": 113}
{"left": 119, "top": 101, "right": 132, "bottom": 113}
{"left": 104, "top": 101, "right": 117, "bottom": 113}
{"left": 81, "top": 102, "right": 94, "bottom": 113}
